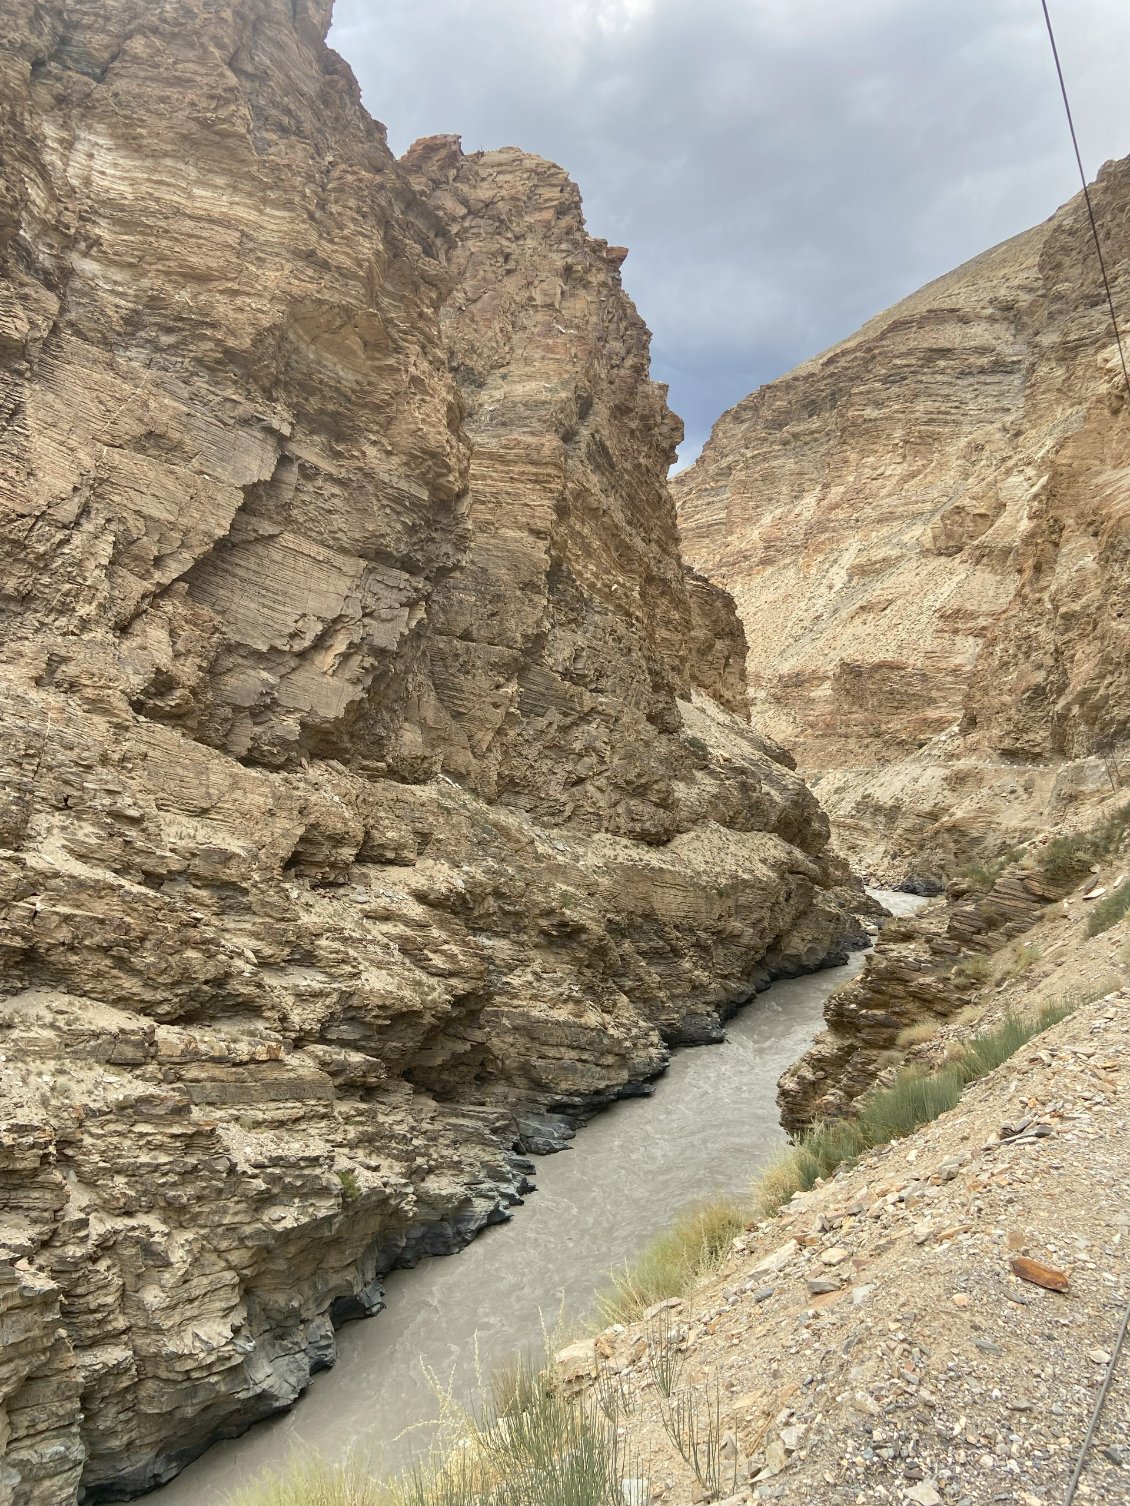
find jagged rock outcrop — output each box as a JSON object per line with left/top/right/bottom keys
{"left": 675, "top": 161, "right": 1130, "bottom": 880}
{"left": 778, "top": 863, "right": 1074, "bottom": 1133}
{"left": 0, "top": 3, "right": 860, "bottom": 1500}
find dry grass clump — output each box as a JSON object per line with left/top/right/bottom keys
{"left": 1000, "top": 941, "right": 1042, "bottom": 980}
{"left": 1087, "top": 879, "right": 1130, "bottom": 937}
{"left": 230, "top": 1456, "right": 384, "bottom": 1506}
{"left": 952, "top": 952, "right": 993, "bottom": 985}
{"left": 230, "top": 1356, "right": 634, "bottom": 1506}
{"left": 596, "top": 1198, "right": 746, "bottom": 1324}
{"left": 894, "top": 1020, "right": 940, "bottom": 1048}
{"left": 1039, "top": 802, "right": 1130, "bottom": 883}
{"left": 754, "top": 998, "right": 1078, "bottom": 1217}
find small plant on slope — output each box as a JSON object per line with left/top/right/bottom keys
{"left": 596, "top": 1198, "right": 745, "bottom": 1324}
{"left": 660, "top": 1384, "right": 738, "bottom": 1501}
{"left": 1039, "top": 802, "right": 1130, "bottom": 883}
{"left": 1087, "top": 878, "right": 1130, "bottom": 937}
{"left": 756, "top": 997, "right": 1081, "bottom": 1216}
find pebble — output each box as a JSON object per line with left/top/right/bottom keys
{"left": 903, "top": 1483, "right": 943, "bottom": 1505}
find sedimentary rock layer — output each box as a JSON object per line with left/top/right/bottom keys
{"left": 0, "top": 3, "right": 858, "bottom": 1500}
{"left": 675, "top": 161, "right": 1130, "bottom": 880}
{"left": 777, "top": 863, "right": 1071, "bottom": 1134}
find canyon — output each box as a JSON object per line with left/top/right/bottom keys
{"left": 0, "top": 2, "right": 861, "bottom": 1502}
{"left": 675, "top": 165, "right": 1130, "bottom": 885}
{"left": 2, "top": 1, "right": 1129, "bottom": 1504}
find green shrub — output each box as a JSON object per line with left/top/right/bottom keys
{"left": 1087, "top": 879, "right": 1130, "bottom": 937}
{"left": 863, "top": 1065, "right": 965, "bottom": 1141}
{"left": 1039, "top": 802, "right": 1130, "bottom": 883}
{"left": 953, "top": 1013, "right": 1037, "bottom": 1081}
{"left": 596, "top": 1198, "right": 746, "bottom": 1324}
{"left": 961, "top": 846, "right": 1027, "bottom": 892}
{"left": 337, "top": 1169, "right": 361, "bottom": 1204}
{"left": 755, "top": 998, "right": 1079, "bottom": 1217}
{"left": 683, "top": 735, "right": 709, "bottom": 758}
{"left": 952, "top": 952, "right": 993, "bottom": 984}
{"left": 470, "top": 1374, "right": 628, "bottom": 1506}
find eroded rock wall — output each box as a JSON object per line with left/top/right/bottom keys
{"left": 0, "top": 3, "right": 858, "bottom": 1500}
{"left": 675, "top": 161, "right": 1130, "bottom": 880}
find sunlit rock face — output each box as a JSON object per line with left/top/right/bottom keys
{"left": 676, "top": 160, "right": 1130, "bottom": 881}
{"left": 0, "top": 2, "right": 858, "bottom": 1498}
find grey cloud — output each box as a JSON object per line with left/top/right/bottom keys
{"left": 330, "top": 0, "right": 1130, "bottom": 464}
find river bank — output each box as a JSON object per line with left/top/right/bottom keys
{"left": 140, "top": 892, "right": 920, "bottom": 1504}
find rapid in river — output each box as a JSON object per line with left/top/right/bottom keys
{"left": 146, "top": 891, "right": 924, "bottom": 1504}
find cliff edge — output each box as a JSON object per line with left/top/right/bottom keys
{"left": 675, "top": 162, "right": 1130, "bottom": 883}
{"left": 0, "top": 2, "right": 859, "bottom": 1500}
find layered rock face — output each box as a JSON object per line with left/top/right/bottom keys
{"left": 777, "top": 863, "right": 1072, "bottom": 1133}
{"left": 0, "top": 3, "right": 859, "bottom": 1500}
{"left": 675, "top": 163, "right": 1130, "bottom": 880}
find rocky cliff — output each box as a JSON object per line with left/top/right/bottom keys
{"left": 675, "top": 161, "right": 1130, "bottom": 882}
{"left": 0, "top": 2, "right": 859, "bottom": 1501}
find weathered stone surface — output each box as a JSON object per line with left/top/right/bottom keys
{"left": 675, "top": 159, "right": 1130, "bottom": 876}
{"left": 778, "top": 864, "right": 1070, "bottom": 1132}
{"left": 0, "top": 2, "right": 860, "bottom": 1500}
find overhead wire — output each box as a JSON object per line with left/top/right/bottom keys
{"left": 1061, "top": 1293, "right": 1130, "bottom": 1506}
{"left": 1040, "top": 0, "right": 1130, "bottom": 399}
{"left": 1033, "top": 14, "right": 1130, "bottom": 1496}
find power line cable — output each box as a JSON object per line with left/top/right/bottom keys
{"left": 1040, "top": 0, "right": 1130, "bottom": 399}
{"left": 1062, "top": 1292, "right": 1130, "bottom": 1506}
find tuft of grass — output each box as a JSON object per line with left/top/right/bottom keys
{"left": 960, "top": 846, "right": 1027, "bottom": 892}
{"left": 1039, "top": 802, "right": 1130, "bottom": 883}
{"left": 228, "top": 1455, "right": 385, "bottom": 1506}
{"left": 660, "top": 1384, "right": 738, "bottom": 1501}
{"left": 488, "top": 1352, "right": 543, "bottom": 1421}
{"left": 894, "top": 1021, "right": 940, "bottom": 1048}
{"left": 1000, "top": 942, "right": 1042, "bottom": 981}
{"left": 596, "top": 1199, "right": 745, "bottom": 1325}
{"left": 470, "top": 1376, "right": 629, "bottom": 1506}
{"left": 952, "top": 1013, "right": 1038, "bottom": 1081}
{"left": 952, "top": 952, "right": 993, "bottom": 985}
{"left": 645, "top": 1306, "right": 687, "bottom": 1399}
{"left": 755, "top": 1117, "right": 870, "bottom": 1217}
{"left": 863, "top": 1065, "right": 965, "bottom": 1141}
{"left": 231, "top": 1350, "right": 635, "bottom": 1506}
{"left": 1087, "top": 879, "right": 1130, "bottom": 937}
{"left": 755, "top": 998, "right": 1080, "bottom": 1217}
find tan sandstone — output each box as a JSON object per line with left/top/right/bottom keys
{"left": 675, "top": 161, "right": 1130, "bottom": 882}
{"left": 0, "top": 2, "right": 863, "bottom": 1500}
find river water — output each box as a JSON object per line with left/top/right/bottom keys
{"left": 147, "top": 891, "right": 922, "bottom": 1504}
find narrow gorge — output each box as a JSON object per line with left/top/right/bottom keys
{"left": 0, "top": 2, "right": 863, "bottom": 1501}
{"left": 2, "top": 3, "right": 1129, "bottom": 1506}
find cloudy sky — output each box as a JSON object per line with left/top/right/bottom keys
{"left": 329, "top": 0, "right": 1130, "bottom": 466}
